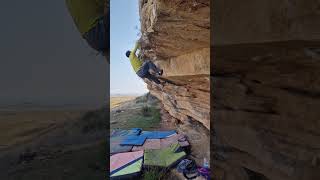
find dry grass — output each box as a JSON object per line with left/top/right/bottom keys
{"left": 110, "top": 96, "right": 137, "bottom": 109}
{"left": 110, "top": 94, "right": 161, "bottom": 130}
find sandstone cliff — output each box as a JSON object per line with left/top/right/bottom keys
{"left": 138, "top": 0, "right": 210, "bottom": 165}
{"left": 139, "top": 0, "right": 210, "bottom": 129}
{"left": 213, "top": 1, "right": 320, "bottom": 180}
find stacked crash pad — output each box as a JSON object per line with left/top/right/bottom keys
{"left": 111, "top": 128, "right": 185, "bottom": 154}
{"left": 110, "top": 150, "right": 144, "bottom": 179}
{"left": 110, "top": 128, "right": 190, "bottom": 178}
{"left": 120, "top": 130, "right": 176, "bottom": 146}
{"left": 110, "top": 128, "right": 141, "bottom": 154}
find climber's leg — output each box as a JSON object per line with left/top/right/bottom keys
{"left": 145, "top": 61, "right": 163, "bottom": 76}
{"left": 136, "top": 62, "right": 149, "bottom": 77}
{"left": 143, "top": 73, "right": 161, "bottom": 84}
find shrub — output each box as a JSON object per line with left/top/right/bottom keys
{"left": 135, "top": 95, "right": 148, "bottom": 104}
{"left": 142, "top": 105, "right": 152, "bottom": 117}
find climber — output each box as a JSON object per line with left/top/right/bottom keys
{"left": 126, "top": 41, "right": 164, "bottom": 88}
{"left": 65, "top": 0, "right": 109, "bottom": 61}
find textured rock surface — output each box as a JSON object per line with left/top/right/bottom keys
{"left": 139, "top": 0, "right": 210, "bottom": 129}
{"left": 213, "top": 0, "right": 320, "bottom": 45}
{"left": 138, "top": 0, "right": 210, "bottom": 170}
{"left": 139, "top": 0, "right": 210, "bottom": 59}
{"left": 213, "top": 0, "right": 320, "bottom": 179}
{"left": 213, "top": 42, "right": 320, "bottom": 180}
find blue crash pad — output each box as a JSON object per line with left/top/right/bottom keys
{"left": 110, "top": 128, "right": 142, "bottom": 154}
{"left": 120, "top": 130, "right": 176, "bottom": 146}
{"left": 120, "top": 135, "right": 147, "bottom": 146}
{"left": 111, "top": 128, "right": 141, "bottom": 138}
{"left": 140, "top": 130, "right": 176, "bottom": 139}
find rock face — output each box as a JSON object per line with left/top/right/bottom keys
{"left": 138, "top": 0, "right": 210, "bottom": 167}
{"left": 139, "top": 0, "right": 210, "bottom": 130}
{"left": 139, "top": 0, "right": 320, "bottom": 179}
{"left": 213, "top": 1, "right": 320, "bottom": 180}
{"left": 139, "top": 0, "right": 210, "bottom": 59}
{"left": 213, "top": 0, "right": 320, "bottom": 45}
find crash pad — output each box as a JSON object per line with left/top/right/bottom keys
{"left": 120, "top": 135, "right": 147, "bottom": 146}
{"left": 110, "top": 129, "right": 141, "bottom": 154}
{"left": 120, "top": 130, "right": 176, "bottom": 146}
{"left": 110, "top": 151, "right": 143, "bottom": 177}
{"left": 110, "top": 150, "right": 144, "bottom": 178}
{"left": 111, "top": 128, "right": 141, "bottom": 137}
{"left": 111, "top": 159, "right": 143, "bottom": 178}
{"left": 132, "top": 139, "right": 161, "bottom": 151}
{"left": 140, "top": 130, "right": 176, "bottom": 139}
{"left": 144, "top": 143, "right": 186, "bottom": 168}
{"left": 132, "top": 134, "right": 189, "bottom": 151}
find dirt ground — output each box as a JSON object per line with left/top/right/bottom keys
{"left": 0, "top": 107, "right": 107, "bottom": 180}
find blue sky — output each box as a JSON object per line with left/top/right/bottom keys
{"left": 110, "top": 0, "right": 148, "bottom": 95}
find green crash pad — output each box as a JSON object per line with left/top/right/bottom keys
{"left": 144, "top": 143, "right": 186, "bottom": 168}
{"left": 110, "top": 150, "right": 144, "bottom": 178}
{"left": 111, "top": 159, "right": 143, "bottom": 177}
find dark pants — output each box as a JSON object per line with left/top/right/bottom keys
{"left": 137, "top": 61, "right": 162, "bottom": 84}
{"left": 83, "top": 15, "right": 109, "bottom": 55}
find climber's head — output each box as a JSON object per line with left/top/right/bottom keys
{"left": 125, "top": 51, "right": 131, "bottom": 58}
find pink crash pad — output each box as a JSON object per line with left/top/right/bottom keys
{"left": 110, "top": 150, "right": 144, "bottom": 172}
{"left": 132, "top": 139, "right": 161, "bottom": 151}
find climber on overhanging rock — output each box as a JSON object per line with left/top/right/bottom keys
{"left": 65, "top": 0, "right": 109, "bottom": 62}
{"left": 126, "top": 41, "right": 165, "bottom": 89}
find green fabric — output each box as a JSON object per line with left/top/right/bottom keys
{"left": 65, "top": 0, "right": 105, "bottom": 34}
{"left": 111, "top": 159, "right": 143, "bottom": 177}
{"left": 129, "top": 42, "right": 143, "bottom": 73}
{"left": 144, "top": 143, "right": 186, "bottom": 167}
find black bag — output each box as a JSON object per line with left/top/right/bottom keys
{"left": 182, "top": 159, "right": 198, "bottom": 179}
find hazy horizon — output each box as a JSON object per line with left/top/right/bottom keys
{"left": 110, "top": 92, "right": 147, "bottom": 96}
